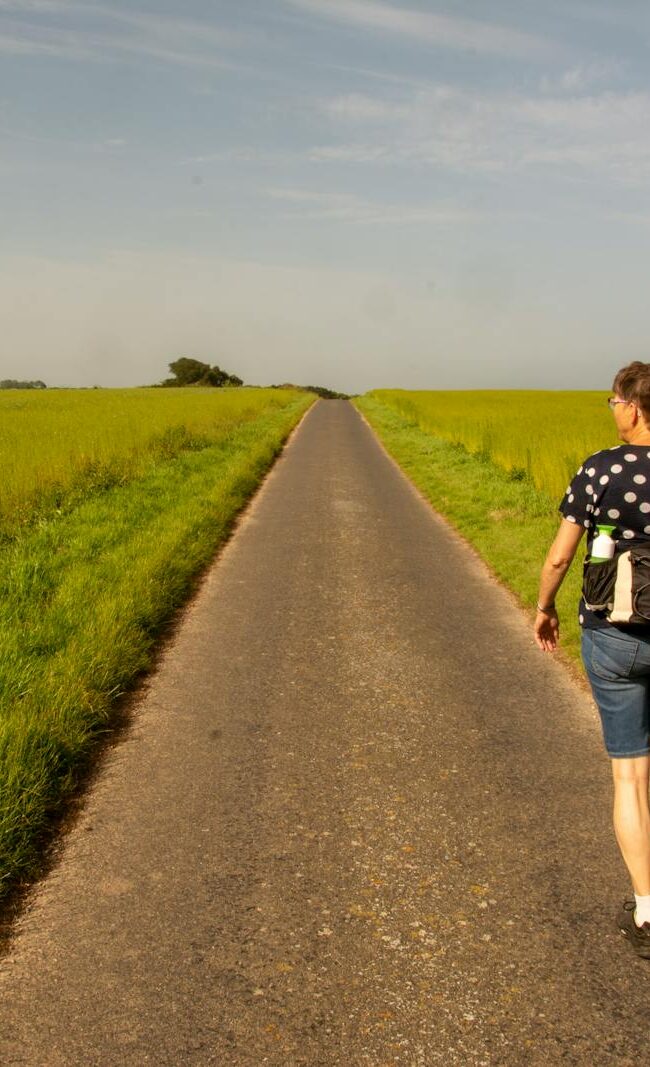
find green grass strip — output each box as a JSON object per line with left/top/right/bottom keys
{"left": 0, "top": 394, "right": 314, "bottom": 899}
{"left": 355, "top": 396, "right": 584, "bottom": 666}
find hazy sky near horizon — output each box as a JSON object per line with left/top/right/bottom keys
{"left": 1, "top": 1, "right": 649, "bottom": 392}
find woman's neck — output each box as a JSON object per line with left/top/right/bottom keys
{"left": 624, "top": 429, "right": 650, "bottom": 446}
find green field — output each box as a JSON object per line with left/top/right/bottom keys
{"left": 0, "top": 386, "right": 308, "bottom": 539}
{"left": 0, "top": 387, "right": 314, "bottom": 901}
{"left": 355, "top": 390, "right": 618, "bottom": 671}
{"left": 366, "top": 390, "right": 618, "bottom": 501}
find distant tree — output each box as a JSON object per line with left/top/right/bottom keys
{"left": 304, "top": 384, "right": 349, "bottom": 399}
{"left": 202, "top": 365, "right": 229, "bottom": 387}
{"left": 161, "top": 358, "right": 243, "bottom": 388}
{"left": 0, "top": 379, "right": 47, "bottom": 389}
{"left": 167, "top": 357, "right": 209, "bottom": 385}
{"left": 270, "top": 382, "right": 348, "bottom": 399}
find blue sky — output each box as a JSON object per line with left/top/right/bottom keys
{"left": 1, "top": 0, "right": 649, "bottom": 391}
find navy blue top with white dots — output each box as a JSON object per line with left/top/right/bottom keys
{"left": 559, "top": 444, "right": 650, "bottom": 631}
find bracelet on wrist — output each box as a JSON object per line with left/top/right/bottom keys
{"left": 536, "top": 602, "right": 556, "bottom": 614}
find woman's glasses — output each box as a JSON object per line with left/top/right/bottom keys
{"left": 608, "top": 396, "right": 629, "bottom": 410}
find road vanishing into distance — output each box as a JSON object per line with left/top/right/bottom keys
{"left": 0, "top": 399, "right": 647, "bottom": 1065}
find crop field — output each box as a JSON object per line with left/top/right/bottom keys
{"left": 0, "top": 386, "right": 313, "bottom": 900}
{"left": 0, "top": 386, "right": 308, "bottom": 539}
{"left": 367, "top": 390, "right": 618, "bottom": 501}
{"left": 355, "top": 389, "right": 618, "bottom": 675}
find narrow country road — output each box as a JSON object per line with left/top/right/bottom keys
{"left": 0, "top": 399, "right": 646, "bottom": 1065}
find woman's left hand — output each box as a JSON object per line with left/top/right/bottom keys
{"left": 534, "top": 609, "right": 559, "bottom": 652}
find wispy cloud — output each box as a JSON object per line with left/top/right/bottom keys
{"left": 0, "top": 26, "right": 95, "bottom": 59}
{"left": 0, "top": 3, "right": 250, "bottom": 69}
{"left": 284, "top": 0, "right": 556, "bottom": 60}
{"left": 309, "top": 85, "right": 650, "bottom": 185}
{"left": 542, "top": 0, "right": 638, "bottom": 26}
{"left": 267, "top": 186, "right": 481, "bottom": 225}
{"left": 94, "top": 8, "right": 243, "bottom": 51}
{"left": 0, "top": 117, "right": 127, "bottom": 153}
{"left": 320, "top": 92, "right": 409, "bottom": 122}
{"left": 180, "top": 147, "right": 291, "bottom": 167}
{"left": 0, "top": 2, "right": 75, "bottom": 10}
{"left": 310, "top": 61, "right": 431, "bottom": 91}
{"left": 539, "top": 59, "right": 624, "bottom": 94}
{"left": 178, "top": 80, "right": 650, "bottom": 188}
{"left": 309, "top": 143, "right": 390, "bottom": 163}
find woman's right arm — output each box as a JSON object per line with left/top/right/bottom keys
{"left": 534, "top": 518, "right": 585, "bottom": 652}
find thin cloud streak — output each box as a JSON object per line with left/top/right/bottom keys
{"left": 267, "top": 186, "right": 482, "bottom": 225}
{"left": 1, "top": 1, "right": 242, "bottom": 45}
{"left": 310, "top": 85, "right": 650, "bottom": 184}
{"left": 321, "top": 92, "right": 409, "bottom": 121}
{"left": 0, "top": 4, "right": 252, "bottom": 69}
{"left": 309, "top": 143, "right": 390, "bottom": 162}
{"left": 284, "top": 0, "right": 557, "bottom": 59}
{"left": 91, "top": 7, "right": 243, "bottom": 50}
{"left": 179, "top": 147, "right": 294, "bottom": 167}
{"left": 0, "top": 1, "right": 74, "bottom": 10}
{"left": 539, "top": 59, "right": 625, "bottom": 94}
{"left": 0, "top": 27, "right": 244, "bottom": 69}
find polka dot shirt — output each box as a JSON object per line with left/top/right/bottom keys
{"left": 559, "top": 444, "right": 650, "bottom": 631}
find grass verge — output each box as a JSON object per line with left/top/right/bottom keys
{"left": 0, "top": 394, "right": 314, "bottom": 901}
{"left": 354, "top": 395, "right": 584, "bottom": 666}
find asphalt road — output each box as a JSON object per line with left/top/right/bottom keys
{"left": 0, "top": 399, "right": 647, "bottom": 1066}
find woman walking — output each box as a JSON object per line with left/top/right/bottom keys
{"left": 535, "top": 361, "right": 650, "bottom": 959}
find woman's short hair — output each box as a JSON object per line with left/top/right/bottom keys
{"left": 612, "top": 362, "right": 650, "bottom": 421}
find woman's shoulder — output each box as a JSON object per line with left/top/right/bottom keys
{"left": 580, "top": 445, "right": 649, "bottom": 469}
{"left": 576, "top": 447, "right": 620, "bottom": 473}
{"left": 571, "top": 446, "right": 650, "bottom": 485}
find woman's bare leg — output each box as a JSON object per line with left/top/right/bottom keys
{"left": 612, "top": 755, "right": 650, "bottom": 895}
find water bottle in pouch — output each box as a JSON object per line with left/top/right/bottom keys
{"left": 591, "top": 524, "right": 616, "bottom": 563}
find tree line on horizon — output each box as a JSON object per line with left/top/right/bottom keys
{"left": 0, "top": 379, "right": 47, "bottom": 389}
{"left": 0, "top": 359, "right": 348, "bottom": 397}
{"left": 158, "top": 361, "right": 349, "bottom": 398}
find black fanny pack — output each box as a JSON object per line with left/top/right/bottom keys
{"left": 583, "top": 544, "right": 650, "bottom": 624}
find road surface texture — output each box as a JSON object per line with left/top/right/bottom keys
{"left": 0, "top": 399, "right": 647, "bottom": 1066}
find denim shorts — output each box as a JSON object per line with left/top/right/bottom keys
{"left": 581, "top": 627, "right": 650, "bottom": 758}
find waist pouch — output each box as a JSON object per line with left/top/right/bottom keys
{"left": 583, "top": 544, "right": 650, "bottom": 623}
